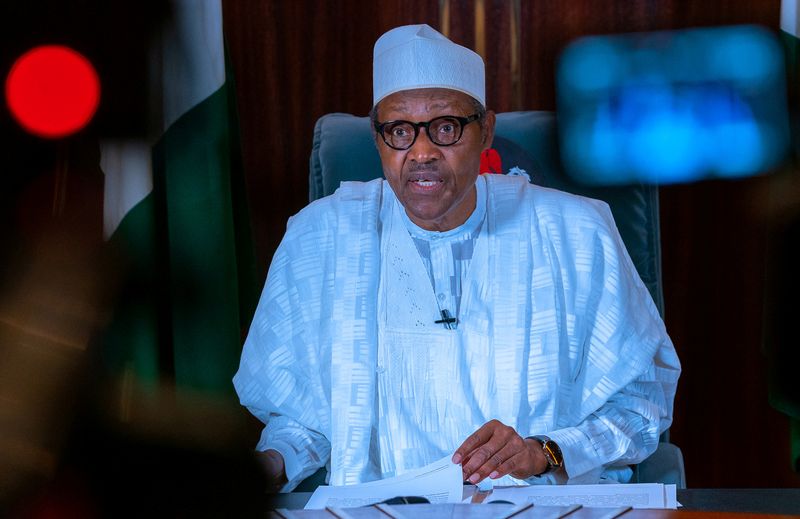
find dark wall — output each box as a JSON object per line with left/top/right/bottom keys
{"left": 222, "top": 0, "right": 800, "bottom": 488}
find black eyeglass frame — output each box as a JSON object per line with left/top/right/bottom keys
{"left": 373, "top": 113, "right": 482, "bottom": 150}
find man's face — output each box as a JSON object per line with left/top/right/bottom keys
{"left": 375, "top": 88, "right": 495, "bottom": 231}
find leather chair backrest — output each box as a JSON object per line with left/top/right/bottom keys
{"left": 310, "top": 111, "right": 664, "bottom": 315}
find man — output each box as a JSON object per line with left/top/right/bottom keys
{"left": 234, "top": 24, "right": 680, "bottom": 492}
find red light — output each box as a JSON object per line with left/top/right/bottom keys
{"left": 5, "top": 45, "right": 101, "bottom": 139}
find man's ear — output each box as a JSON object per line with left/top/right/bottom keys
{"left": 481, "top": 110, "right": 496, "bottom": 150}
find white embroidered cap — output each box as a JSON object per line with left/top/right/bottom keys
{"left": 372, "top": 24, "right": 485, "bottom": 106}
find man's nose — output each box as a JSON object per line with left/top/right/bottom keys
{"left": 407, "top": 127, "right": 442, "bottom": 162}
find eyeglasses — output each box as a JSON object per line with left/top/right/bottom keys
{"left": 374, "top": 113, "right": 481, "bottom": 150}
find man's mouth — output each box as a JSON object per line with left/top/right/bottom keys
{"left": 411, "top": 179, "right": 441, "bottom": 187}
{"left": 407, "top": 170, "right": 444, "bottom": 188}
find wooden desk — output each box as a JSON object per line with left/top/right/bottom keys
{"left": 266, "top": 489, "right": 800, "bottom": 518}
{"left": 268, "top": 504, "right": 797, "bottom": 518}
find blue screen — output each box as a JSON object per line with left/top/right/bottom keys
{"left": 556, "top": 25, "right": 790, "bottom": 185}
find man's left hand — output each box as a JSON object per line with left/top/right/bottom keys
{"left": 451, "top": 419, "right": 548, "bottom": 483}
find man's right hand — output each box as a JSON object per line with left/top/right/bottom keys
{"left": 256, "top": 449, "right": 288, "bottom": 493}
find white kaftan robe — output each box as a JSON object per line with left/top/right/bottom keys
{"left": 233, "top": 174, "right": 681, "bottom": 490}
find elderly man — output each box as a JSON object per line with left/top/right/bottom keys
{"left": 234, "top": 24, "right": 680, "bottom": 492}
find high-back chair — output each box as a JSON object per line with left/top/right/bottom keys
{"left": 308, "top": 110, "right": 685, "bottom": 488}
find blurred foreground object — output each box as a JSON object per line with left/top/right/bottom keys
{"left": 0, "top": 0, "right": 261, "bottom": 513}
{"left": 0, "top": 0, "right": 165, "bottom": 139}
{"left": 5, "top": 45, "right": 100, "bottom": 139}
{"left": 0, "top": 219, "right": 108, "bottom": 510}
{"left": 557, "top": 25, "right": 790, "bottom": 185}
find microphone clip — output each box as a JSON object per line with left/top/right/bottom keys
{"left": 434, "top": 309, "right": 458, "bottom": 330}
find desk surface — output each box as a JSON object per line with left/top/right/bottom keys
{"left": 267, "top": 489, "right": 800, "bottom": 517}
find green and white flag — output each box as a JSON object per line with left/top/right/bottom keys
{"left": 100, "top": 0, "right": 256, "bottom": 396}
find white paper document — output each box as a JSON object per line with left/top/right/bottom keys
{"left": 486, "top": 482, "right": 678, "bottom": 509}
{"left": 304, "top": 455, "right": 463, "bottom": 509}
{"left": 305, "top": 456, "right": 678, "bottom": 511}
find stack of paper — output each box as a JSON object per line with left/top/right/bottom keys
{"left": 304, "top": 456, "right": 462, "bottom": 509}
{"left": 486, "top": 483, "right": 678, "bottom": 509}
{"left": 304, "top": 455, "right": 678, "bottom": 510}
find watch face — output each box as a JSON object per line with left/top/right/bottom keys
{"left": 531, "top": 435, "right": 564, "bottom": 471}
{"left": 543, "top": 440, "right": 564, "bottom": 467}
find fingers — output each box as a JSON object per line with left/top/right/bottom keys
{"left": 454, "top": 420, "right": 537, "bottom": 484}
{"left": 492, "top": 438, "right": 548, "bottom": 479}
{"left": 452, "top": 421, "right": 494, "bottom": 464}
{"left": 464, "top": 441, "right": 519, "bottom": 483}
{"left": 461, "top": 434, "right": 510, "bottom": 480}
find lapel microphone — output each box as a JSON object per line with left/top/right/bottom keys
{"left": 434, "top": 309, "right": 458, "bottom": 330}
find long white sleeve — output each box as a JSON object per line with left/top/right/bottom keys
{"left": 233, "top": 198, "right": 338, "bottom": 491}
{"left": 528, "top": 193, "right": 680, "bottom": 483}
{"left": 257, "top": 414, "right": 330, "bottom": 491}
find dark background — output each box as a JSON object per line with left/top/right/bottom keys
{"left": 220, "top": 0, "right": 800, "bottom": 488}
